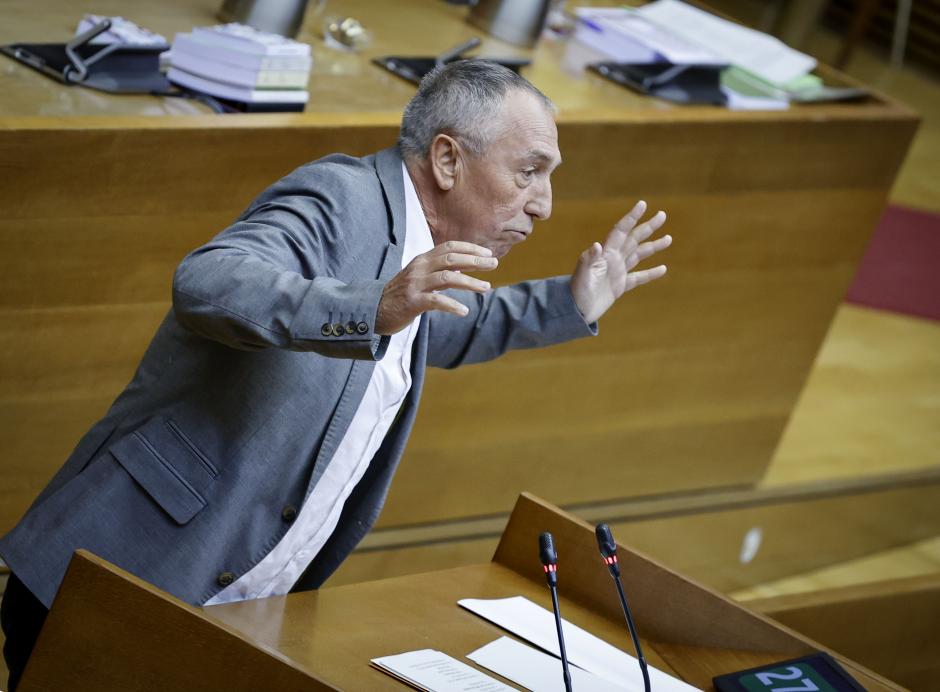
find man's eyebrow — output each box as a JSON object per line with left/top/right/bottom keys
{"left": 525, "top": 149, "right": 563, "bottom": 167}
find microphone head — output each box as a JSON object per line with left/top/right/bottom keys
{"left": 595, "top": 523, "right": 617, "bottom": 559}
{"left": 539, "top": 531, "right": 557, "bottom": 566}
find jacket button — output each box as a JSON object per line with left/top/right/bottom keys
{"left": 345, "top": 321, "right": 357, "bottom": 335}
{"left": 281, "top": 504, "right": 298, "bottom": 523}
{"left": 356, "top": 321, "right": 369, "bottom": 335}
{"left": 331, "top": 323, "right": 344, "bottom": 337}
{"left": 217, "top": 571, "right": 235, "bottom": 587}
{"left": 320, "top": 323, "right": 332, "bottom": 337}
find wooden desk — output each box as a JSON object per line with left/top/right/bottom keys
{"left": 19, "top": 495, "right": 904, "bottom": 691}
{"left": 0, "top": 2, "right": 919, "bottom": 558}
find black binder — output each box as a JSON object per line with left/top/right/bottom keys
{"left": 1, "top": 19, "right": 170, "bottom": 94}
{"left": 589, "top": 61, "right": 728, "bottom": 105}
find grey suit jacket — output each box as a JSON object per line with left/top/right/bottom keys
{"left": 0, "top": 148, "right": 595, "bottom": 609}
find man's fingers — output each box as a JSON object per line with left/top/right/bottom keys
{"left": 423, "top": 291, "right": 469, "bottom": 317}
{"left": 631, "top": 234, "right": 673, "bottom": 264}
{"left": 613, "top": 200, "right": 647, "bottom": 233}
{"left": 580, "top": 241, "right": 603, "bottom": 264}
{"left": 605, "top": 201, "right": 647, "bottom": 253}
{"left": 630, "top": 211, "right": 667, "bottom": 244}
{"left": 422, "top": 270, "right": 490, "bottom": 293}
{"left": 431, "top": 241, "right": 494, "bottom": 258}
{"left": 627, "top": 264, "right": 668, "bottom": 288}
{"left": 427, "top": 251, "right": 499, "bottom": 273}
{"left": 605, "top": 204, "right": 667, "bottom": 257}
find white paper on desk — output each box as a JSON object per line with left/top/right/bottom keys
{"left": 458, "top": 596, "right": 700, "bottom": 691}
{"left": 371, "top": 649, "right": 516, "bottom": 692}
{"left": 574, "top": 8, "right": 724, "bottom": 65}
{"left": 636, "top": 0, "right": 815, "bottom": 85}
{"left": 469, "top": 636, "right": 632, "bottom": 692}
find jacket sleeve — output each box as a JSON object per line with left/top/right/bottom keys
{"left": 172, "top": 163, "right": 391, "bottom": 360}
{"left": 426, "top": 275, "right": 597, "bottom": 369}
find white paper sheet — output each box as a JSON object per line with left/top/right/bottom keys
{"left": 458, "top": 596, "right": 700, "bottom": 691}
{"left": 635, "top": 0, "right": 815, "bottom": 85}
{"left": 574, "top": 8, "right": 724, "bottom": 65}
{"left": 469, "top": 636, "right": 633, "bottom": 692}
{"left": 371, "top": 649, "right": 516, "bottom": 692}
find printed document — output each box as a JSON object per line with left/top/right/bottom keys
{"left": 469, "top": 636, "right": 633, "bottom": 691}
{"left": 458, "top": 596, "right": 700, "bottom": 691}
{"left": 371, "top": 649, "right": 515, "bottom": 691}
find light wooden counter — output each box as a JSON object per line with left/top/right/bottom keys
{"left": 0, "top": 0, "right": 919, "bottom": 572}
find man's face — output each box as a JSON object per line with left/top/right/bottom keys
{"left": 437, "top": 90, "right": 562, "bottom": 258}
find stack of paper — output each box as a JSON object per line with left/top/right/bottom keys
{"left": 76, "top": 15, "right": 169, "bottom": 47}
{"left": 572, "top": 7, "right": 723, "bottom": 66}
{"left": 371, "top": 649, "right": 515, "bottom": 691}
{"left": 634, "top": 0, "right": 815, "bottom": 88}
{"left": 167, "top": 23, "right": 311, "bottom": 106}
{"left": 572, "top": 0, "right": 827, "bottom": 110}
{"left": 459, "top": 596, "right": 700, "bottom": 691}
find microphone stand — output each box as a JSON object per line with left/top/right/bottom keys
{"left": 539, "top": 532, "right": 573, "bottom": 692}
{"left": 597, "top": 524, "right": 651, "bottom": 692}
{"left": 611, "top": 569, "right": 651, "bottom": 692}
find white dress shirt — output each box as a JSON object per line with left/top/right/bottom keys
{"left": 206, "top": 163, "right": 433, "bottom": 605}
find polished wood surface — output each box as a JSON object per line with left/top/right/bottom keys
{"left": 19, "top": 551, "right": 331, "bottom": 692}
{"left": 206, "top": 494, "right": 901, "bottom": 691}
{"left": 331, "top": 467, "right": 940, "bottom": 594}
{"left": 15, "top": 494, "right": 903, "bottom": 690}
{"left": 747, "top": 573, "right": 940, "bottom": 691}
{"left": 0, "top": 1, "right": 918, "bottom": 542}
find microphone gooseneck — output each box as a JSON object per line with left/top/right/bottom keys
{"left": 538, "top": 531, "right": 572, "bottom": 692}
{"left": 595, "top": 523, "right": 652, "bottom": 692}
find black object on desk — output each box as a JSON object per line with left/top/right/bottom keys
{"left": 713, "top": 651, "right": 867, "bottom": 692}
{"left": 1, "top": 19, "right": 170, "bottom": 94}
{"left": 374, "top": 37, "right": 529, "bottom": 86}
{"left": 589, "top": 61, "right": 728, "bottom": 106}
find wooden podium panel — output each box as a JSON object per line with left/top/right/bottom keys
{"left": 748, "top": 573, "right": 940, "bottom": 690}
{"left": 21, "top": 494, "right": 903, "bottom": 691}
{"left": 0, "top": 0, "right": 919, "bottom": 540}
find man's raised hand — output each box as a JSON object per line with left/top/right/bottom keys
{"left": 376, "top": 241, "right": 498, "bottom": 335}
{"left": 570, "top": 201, "right": 672, "bottom": 325}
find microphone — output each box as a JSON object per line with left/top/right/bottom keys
{"left": 538, "top": 532, "right": 572, "bottom": 692}
{"left": 595, "top": 524, "right": 651, "bottom": 692}
{"left": 539, "top": 531, "right": 558, "bottom": 586}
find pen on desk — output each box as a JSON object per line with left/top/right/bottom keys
{"left": 435, "top": 37, "right": 481, "bottom": 66}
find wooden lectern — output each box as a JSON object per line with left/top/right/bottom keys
{"left": 19, "top": 494, "right": 902, "bottom": 691}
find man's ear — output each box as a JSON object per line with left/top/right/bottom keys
{"left": 428, "top": 134, "right": 461, "bottom": 191}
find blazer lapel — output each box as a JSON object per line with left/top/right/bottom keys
{"left": 375, "top": 148, "right": 407, "bottom": 281}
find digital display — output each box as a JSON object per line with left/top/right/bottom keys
{"left": 713, "top": 652, "right": 865, "bottom": 692}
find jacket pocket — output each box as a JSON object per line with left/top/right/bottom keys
{"left": 109, "top": 416, "right": 215, "bottom": 525}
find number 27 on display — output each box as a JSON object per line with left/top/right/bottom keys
{"left": 752, "top": 666, "right": 820, "bottom": 691}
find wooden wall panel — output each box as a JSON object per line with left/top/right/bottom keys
{"left": 331, "top": 473, "right": 940, "bottom": 594}
{"left": 747, "top": 574, "right": 940, "bottom": 690}
{"left": 0, "top": 0, "right": 918, "bottom": 536}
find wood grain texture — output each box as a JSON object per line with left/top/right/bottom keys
{"left": 0, "top": 0, "right": 919, "bottom": 538}
{"left": 17, "top": 496, "right": 901, "bottom": 690}
{"left": 331, "top": 470, "right": 940, "bottom": 596}
{"left": 747, "top": 574, "right": 940, "bottom": 691}
{"left": 19, "top": 551, "right": 332, "bottom": 692}
{"left": 205, "top": 494, "right": 900, "bottom": 691}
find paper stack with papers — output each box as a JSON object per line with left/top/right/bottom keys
{"left": 76, "top": 15, "right": 169, "bottom": 47}
{"left": 572, "top": 0, "right": 831, "bottom": 109}
{"left": 459, "top": 596, "right": 700, "bottom": 691}
{"left": 371, "top": 649, "right": 516, "bottom": 691}
{"left": 167, "top": 23, "right": 312, "bottom": 109}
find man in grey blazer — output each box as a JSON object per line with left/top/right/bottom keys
{"left": 0, "top": 61, "right": 670, "bottom": 689}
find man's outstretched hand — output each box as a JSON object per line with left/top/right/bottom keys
{"left": 570, "top": 201, "right": 672, "bottom": 324}
{"left": 376, "top": 241, "right": 498, "bottom": 335}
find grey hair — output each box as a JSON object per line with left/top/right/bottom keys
{"left": 398, "top": 60, "right": 554, "bottom": 160}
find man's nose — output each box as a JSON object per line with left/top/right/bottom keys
{"left": 526, "top": 180, "right": 552, "bottom": 221}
